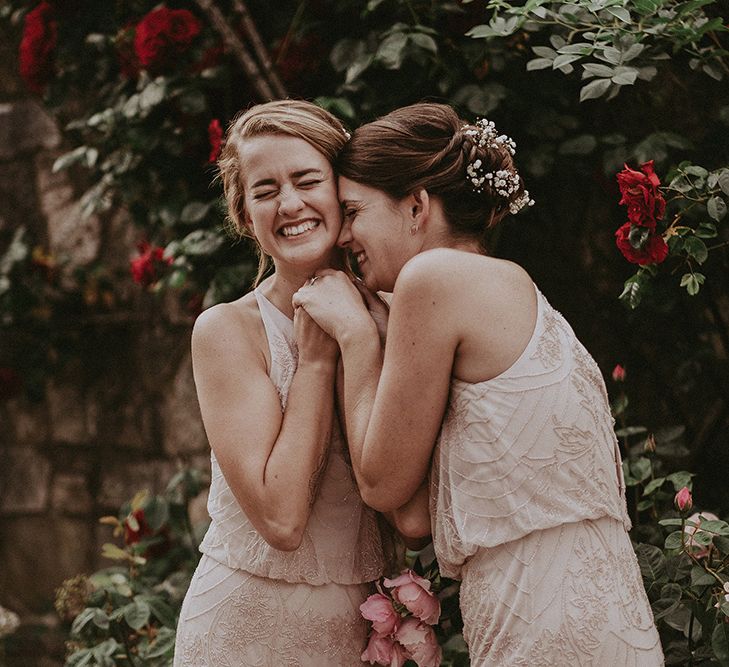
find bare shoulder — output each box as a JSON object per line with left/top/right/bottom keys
{"left": 192, "top": 292, "right": 267, "bottom": 365}
{"left": 394, "top": 248, "right": 533, "bottom": 302}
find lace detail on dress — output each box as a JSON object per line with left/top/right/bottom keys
{"left": 459, "top": 518, "right": 663, "bottom": 666}
{"left": 530, "top": 301, "right": 563, "bottom": 369}
{"left": 175, "top": 556, "right": 370, "bottom": 667}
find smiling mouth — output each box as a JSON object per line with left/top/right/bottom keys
{"left": 279, "top": 219, "right": 320, "bottom": 238}
{"left": 353, "top": 250, "right": 367, "bottom": 266}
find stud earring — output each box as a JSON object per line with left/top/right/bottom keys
{"left": 409, "top": 224, "right": 418, "bottom": 236}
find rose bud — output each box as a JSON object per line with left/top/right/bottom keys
{"left": 360, "top": 593, "right": 399, "bottom": 635}
{"left": 611, "top": 364, "right": 626, "bottom": 382}
{"left": 383, "top": 570, "right": 441, "bottom": 625}
{"left": 675, "top": 486, "right": 693, "bottom": 513}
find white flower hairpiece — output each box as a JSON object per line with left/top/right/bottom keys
{"left": 463, "top": 118, "right": 534, "bottom": 214}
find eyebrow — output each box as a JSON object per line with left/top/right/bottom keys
{"left": 251, "top": 169, "right": 324, "bottom": 189}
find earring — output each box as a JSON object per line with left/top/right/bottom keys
{"left": 409, "top": 224, "right": 418, "bottom": 236}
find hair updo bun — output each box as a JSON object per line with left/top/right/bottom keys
{"left": 336, "top": 103, "right": 532, "bottom": 245}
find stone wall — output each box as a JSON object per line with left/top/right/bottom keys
{"left": 0, "top": 36, "right": 209, "bottom": 667}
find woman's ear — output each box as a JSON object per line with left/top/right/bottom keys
{"left": 411, "top": 188, "right": 430, "bottom": 224}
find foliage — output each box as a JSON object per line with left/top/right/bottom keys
{"left": 614, "top": 369, "right": 729, "bottom": 666}
{"left": 55, "top": 469, "right": 206, "bottom": 667}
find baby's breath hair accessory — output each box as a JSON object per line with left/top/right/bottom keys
{"left": 463, "top": 118, "right": 535, "bottom": 214}
{"left": 343, "top": 129, "right": 351, "bottom": 140}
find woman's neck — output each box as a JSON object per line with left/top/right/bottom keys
{"left": 262, "top": 258, "right": 333, "bottom": 319}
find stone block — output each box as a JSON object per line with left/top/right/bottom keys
{"left": 50, "top": 472, "right": 92, "bottom": 516}
{"left": 97, "top": 459, "right": 177, "bottom": 510}
{"left": 0, "top": 516, "right": 93, "bottom": 613}
{"left": 10, "top": 399, "right": 49, "bottom": 446}
{"left": 35, "top": 153, "right": 100, "bottom": 273}
{"left": 0, "top": 100, "right": 60, "bottom": 161}
{"left": 161, "top": 353, "right": 207, "bottom": 456}
{"left": 0, "top": 447, "right": 51, "bottom": 514}
{"left": 46, "top": 381, "right": 97, "bottom": 444}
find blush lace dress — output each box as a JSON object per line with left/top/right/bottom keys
{"left": 174, "top": 288, "right": 385, "bottom": 667}
{"left": 430, "top": 285, "right": 664, "bottom": 666}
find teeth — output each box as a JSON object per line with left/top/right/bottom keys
{"left": 281, "top": 220, "right": 319, "bottom": 237}
{"left": 355, "top": 251, "right": 367, "bottom": 264}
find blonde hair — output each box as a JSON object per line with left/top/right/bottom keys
{"left": 217, "top": 100, "right": 349, "bottom": 286}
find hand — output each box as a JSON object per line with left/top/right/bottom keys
{"left": 294, "top": 304, "right": 339, "bottom": 366}
{"left": 293, "top": 270, "right": 374, "bottom": 343}
{"left": 352, "top": 278, "right": 389, "bottom": 346}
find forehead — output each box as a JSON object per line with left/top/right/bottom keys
{"left": 337, "top": 176, "right": 383, "bottom": 201}
{"left": 239, "top": 134, "right": 331, "bottom": 184}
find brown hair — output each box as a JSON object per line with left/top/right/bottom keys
{"left": 336, "top": 103, "right": 528, "bottom": 247}
{"left": 217, "top": 99, "right": 349, "bottom": 285}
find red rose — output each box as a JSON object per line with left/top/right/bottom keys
{"left": 134, "top": 7, "right": 201, "bottom": 73}
{"left": 19, "top": 1, "right": 58, "bottom": 94}
{"left": 130, "top": 241, "right": 172, "bottom": 287}
{"left": 616, "top": 160, "right": 666, "bottom": 228}
{"left": 123, "top": 508, "right": 153, "bottom": 545}
{"left": 615, "top": 222, "right": 669, "bottom": 265}
{"left": 207, "top": 118, "right": 223, "bottom": 163}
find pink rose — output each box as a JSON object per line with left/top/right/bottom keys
{"left": 361, "top": 632, "right": 408, "bottom": 667}
{"left": 384, "top": 570, "right": 441, "bottom": 625}
{"left": 360, "top": 593, "right": 399, "bottom": 635}
{"left": 395, "top": 617, "right": 442, "bottom": 667}
{"left": 684, "top": 511, "right": 720, "bottom": 558}
{"left": 674, "top": 486, "right": 693, "bottom": 513}
{"left": 611, "top": 364, "right": 626, "bottom": 382}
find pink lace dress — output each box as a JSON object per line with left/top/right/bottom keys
{"left": 174, "top": 288, "right": 385, "bottom": 666}
{"left": 430, "top": 285, "right": 664, "bottom": 666}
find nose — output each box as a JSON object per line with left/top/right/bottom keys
{"left": 278, "top": 187, "right": 304, "bottom": 217}
{"left": 337, "top": 218, "right": 353, "bottom": 247}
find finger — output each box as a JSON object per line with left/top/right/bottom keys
{"left": 292, "top": 289, "right": 308, "bottom": 309}
{"left": 352, "top": 279, "right": 385, "bottom": 311}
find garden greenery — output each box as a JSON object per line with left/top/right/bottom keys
{"left": 1, "top": 0, "right": 728, "bottom": 664}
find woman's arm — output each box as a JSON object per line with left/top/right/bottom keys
{"left": 386, "top": 481, "right": 432, "bottom": 550}
{"left": 295, "top": 256, "right": 458, "bottom": 513}
{"left": 192, "top": 303, "right": 337, "bottom": 551}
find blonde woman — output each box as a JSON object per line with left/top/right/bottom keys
{"left": 173, "top": 100, "right": 387, "bottom": 666}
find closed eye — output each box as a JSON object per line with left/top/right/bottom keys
{"left": 298, "top": 179, "right": 323, "bottom": 188}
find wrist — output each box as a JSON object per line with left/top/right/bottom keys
{"left": 338, "top": 318, "right": 380, "bottom": 352}
{"left": 296, "top": 357, "right": 338, "bottom": 375}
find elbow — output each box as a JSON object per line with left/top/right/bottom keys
{"left": 360, "top": 484, "right": 408, "bottom": 514}
{"left": 393, "top": 510, "right": 431, "bottom": 540}
{"left": 264, "top": 527, "right": 304, "bottom": 552}
{"left": 260, "top": 518, "right": 305, "bottom": 552}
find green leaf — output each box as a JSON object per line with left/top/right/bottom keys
{"left": 684, "top": 237, "right": 709, "bottom": 264}
{"left": 376, "top": 31, "right": 409, "bottom": 69}
{"left": 611, "top": 67, "right": 639, "bottom": 85}
{"left": 582, "top": 63, "right": 615, "bottom": 78}
{"left": 553, "top": 54, "right": 582, "bottom": 69}
{"left": 101, "top": 542, "right": 129, "bottom": 561}
{"left": 712, "top": 621, "right": 729, "bottom": 666}
{"left": 606, "top": 6, "right": 631, "bottom": 22}
{"left": 707, "top": 196, "right": 727, "bottom": 221}
{"left": 658, "top": 518, "right": 685, "bottom": 526}
{"left": 409, "top": 32, "right": 438, "bottom": 55}
{"left": 329, "top": 38, "right": 365, "bottom": 72}
{"left": 619, "top": 274, "right": 644, "bottom": 309}
{"left": 642, "top": 477, "right": 665, "bottom": 496}
{"left": 690, "top": 565, "right": 715, "bottom": 586}
{"left": 143, "top": 496, "right": 169, "bottom": 531}
{"left": 181, "top": 201, "right": 212, "bottom": 224}
{"left": 124, "top": 599, "right": 151, "bottom": 630}
{"left": 630, "top": 457, "right": 652, "bottom": 482}
{"left": 718, "top": 170, "right": 729, "bottom": 196}
{"left": 695, "top": 222, "right": 718, "bottom": 238}
{"left": 634, "top": 543, "right": 666, "bottom": 587}
{"left": 580, "top": 78, "right": 612, "bottom": 101}
{"left": 145, "top": 626, "right": 177, "bottom": 658}
{"left": 664, "top": 530, "right": 684, "bottom": 550}
{"left": 680, "top": 273, "right": 704, "bottom": 296}
{"left": 667, "top": 471, "right": 695, "bottom": 490}
{"left": 527, "top": 58, "right": 553, "bottom": 70}
{"left": 139, "top": 595, "right": 178, "bottom": 628}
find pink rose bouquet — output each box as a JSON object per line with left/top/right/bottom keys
{"left": 360, "top": 569, "right": 442, "bottom": 667}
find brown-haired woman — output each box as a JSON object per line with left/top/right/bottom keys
{"left": 173, "top": 100, "right": 387, "bottom": 666}
{"left": 294, "top": 102, "right": 664, "bottom": 665}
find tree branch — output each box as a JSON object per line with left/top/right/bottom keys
{"left": 231, "top": 0, "right": 287, "bottom": 99}
{"left": 193, "top": 0, "right": 277, "bottom": 101}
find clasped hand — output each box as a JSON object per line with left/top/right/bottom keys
{"left": 293, "top": 270, "right": 388, "bottom": 345}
